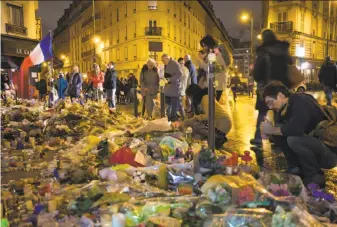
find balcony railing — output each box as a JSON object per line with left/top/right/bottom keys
{"left": 270, "top": 21, "right": 293, "bottom": 33}
{"left": 81, "top": 35, "right": 91, "bottom": 43}
{"left": 82, "top": 13, "right": 101, "bottom": 28}
{"left": 81, "top": 49, "right": 94, "bottom": 58}
{"left": 5, "top": 23, "right": 27, "bottom": 35}
{"left": 145, "top": 27, "right": 162, "bottom": 36}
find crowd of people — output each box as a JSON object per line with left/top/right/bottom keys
{"left": 2, "top": 30, "right": 337, "bottom": 189}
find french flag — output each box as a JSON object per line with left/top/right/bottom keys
{"left": 19, "top": 32, "right": 53, "bottom": 98}
{"left": 21, "top": 32, "right": 53, "bottom": 69}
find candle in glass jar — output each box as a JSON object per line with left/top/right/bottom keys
{"left": 112, "top": 213, "right": 125, "bottom": 227}
{"left": 48, "top": 200, "right": 57, "bottom": 212}
{"left": 100, "top": 214, "right": 112, "bottom": 227}
{"left": 26, "top": 200, "right": 34, "bottom": 211}
{"left": 29, "top": 137, "right": 35, "bottom": 147}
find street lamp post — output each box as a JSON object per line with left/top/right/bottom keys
{"left": 240, "top": 12, "right": 254, "bottom": 74}
{"left": 326, "top": 0, "right": 332, "bottom": 57}
{"left": 92, "top": 0, "right": 96, "bottom": 63}
{"left": 207, "top": 61, "right": 215, "bottom": 152}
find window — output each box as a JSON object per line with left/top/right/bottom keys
{"left": 300, "top": 12, "right": 305, "bottom": 32}
{"left": 117, "top": 29, "right": 120, "bottom": 43}
{"left": 125, "top": 3, "right": 128, "bottom": 17}
{"left": 300, "top": 40, "right": 304, "bottom": 48}
{"left": 133, "top": 44, "right": 137, "bottom": 60}
{"left": 125, "top": 47, "right": 128, "bottom": 60}
{"left": 134, "top": 21, "right": 137, "bottom": 37}
{"left": 133, "top": 0, "right": 136, "bottom": 13}
{"left": 7, "top": 3, "right": 23, "bottom": 26}
{"left": 149, "top": 20, "right": 157, "bottom": 28}
{"left": 174, "top": 25, "right": 176, "bottom": 40}
{"left": 117, "top": 8, "right": 119, "bottom": 22}
{"left": 125, "top": 26, "right": 127, "bottom": 40}
{"left": 278, "top": 12, "right": 287, "bottom": 22}
{"left": 117, "top": 48, "right": 120, "bottom": 61}
{"left": 168, "top": 21, "right": 170, "bottom": 37}
{"left": 148, "top": 0, "right": 157, "bottom": 10}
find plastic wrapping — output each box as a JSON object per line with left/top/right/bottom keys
{"left": 258, "top": 172, "right": 307, "bottom": 203}
{"left": 130, "top": 118, "right": 172, "bottom": 133}
{"left": 159, "top": 136, "right": 189, "bottom": 158}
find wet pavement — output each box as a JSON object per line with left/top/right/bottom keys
{"left": 223, "top": 91, "right": 337, "bottom": 197}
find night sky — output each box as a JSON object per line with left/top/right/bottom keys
{"left": 37, "top": 0, "right": 262, "bottom": 40}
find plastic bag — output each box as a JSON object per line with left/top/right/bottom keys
{"left": 159, "top": 136, "right": 189, "bottom": 155}
{"left": 131, "top": 118, "right": 172, "bottom": 133}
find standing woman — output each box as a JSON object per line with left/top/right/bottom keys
{"left": 90, "top": 63, "right": 104, "bottom": 102}
{"left": 69, "top": 65, "right": 83, "bottom": 104}
{"left": 140, "top": 59, "right": 159, "bottom": 119}
{"left": 57, "top": 73, "right": 68, "bottom": 100}
{"left": 200, "top": 35, "right": 230, "bottom": 101}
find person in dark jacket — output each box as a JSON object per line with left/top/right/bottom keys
{"left": 127, "top": 73, "right": 138, "bottom": 104}
{"left": 230, "top": 74, "right": 241, "bottom": 102}
{"left": 260, "top": 81, "right": 337, "bottom": 188}
{"left": 184, "top": 54, "right": 197, "bottom": 85}
{"left": 36, "top": 79, "right": 47, "bottom": 102}
{"left": 162, "top": 54, "right": 182, "bottom": 122}
{"left": 318, "top": 56, "right": 337, "bottom": 106}
{"left": 69, "top": 65, "right": 83, "bottom": 103}
{"left": 251, "top": 29, "right": 293, "bottom": 146}
{"left": 103, "top": 61, "right": 117, "bottom": 109}
{"left": 1, "top": 73, "right": 11, "bottom": 103}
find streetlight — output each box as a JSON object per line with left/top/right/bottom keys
{"left": 240, "top": 11, "right": 254, "bottom": 76}
{"left": 239, "top": 11, "right": 254, "bottom": 56}
{"left": 257, "top": 34, "right": 262, "bottom": 40}
{"left": 60, "top": 54, "right": 66, "bottom": 60}
{"left": 93, "top": 36, "right": 100, "bottom": 44}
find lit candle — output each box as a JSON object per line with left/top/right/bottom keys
{"left": 29, "top": 137, "right": 35, "bottom": 147}
{"left": 48, "top": 199, "right": 57, "bottom": 212}
{"left": 112, "top": 213, "right": 125, "bottom": 227}
{"left": 100, "top": 214, "right": 112, "bottom": 227}
{"left": 26, "top": 200, "right": 34, "bottom": 211}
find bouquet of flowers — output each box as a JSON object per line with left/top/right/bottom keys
{"left": 258, "top": 173, "right": 307, "bottom": 202}
{"left": 206, "top": 183, "right": 231, "bottom": 205}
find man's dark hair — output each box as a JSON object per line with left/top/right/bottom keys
{"left": 198, "top": 50, "right": 206, "bottom": 55}
{"left": 200, "top": 35, "right": 218, "bottom": 49}
{"left": 262, "top": 81, "right": 291, "bottom": 100}
{"left": 178, "top": 57, "right": 184, "bottom": 62}
{"left": 262, "top": 29, "right": 277, "bottom": 45}
{"left": 109, "top": 61, "right": 115, "bottom": 66}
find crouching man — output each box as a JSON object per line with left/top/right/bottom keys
{"left": 260, "top": 81, "right": 337, "bottom": 188}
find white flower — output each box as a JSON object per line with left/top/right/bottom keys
{"left": 208, "top": 53, "right": 217, "bottom": 63}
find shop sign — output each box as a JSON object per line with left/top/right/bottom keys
{"left": 16, "top": 48, "right": 31, "bottom": 55}
{"left": 1, "top": 36, "right": 37, "bottom": 57}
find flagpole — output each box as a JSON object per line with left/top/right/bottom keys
{"left": 49, "top": 30, "right": 54, "bottom": 76}
{"left": 48, "top": 30, "right": 53, "bottom": 107}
